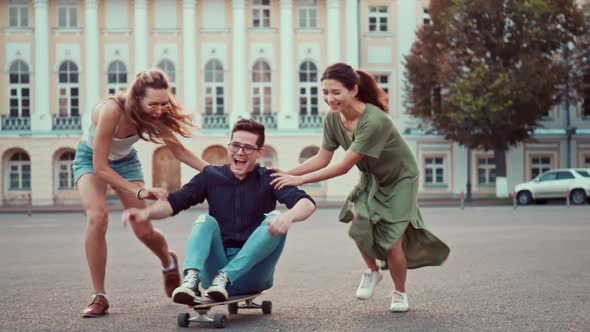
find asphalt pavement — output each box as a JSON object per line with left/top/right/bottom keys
{"left": 0, "top": 206, "right": 589, "bottom": 331}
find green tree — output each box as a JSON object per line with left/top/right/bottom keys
{"left": 404, "top": 0, "right": 585, "bottom": 196}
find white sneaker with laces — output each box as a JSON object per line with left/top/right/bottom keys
{"left": 172, "top": 271, "right": 203, "bottom": 305}
{"left": 355, "top": 269, "right": 383, "bottom": 300}
{"left": 389, "top": 291, "right": 409, "bottom": 312}
{"left": 206, "top": 272, "right": 229, "bottom": 301}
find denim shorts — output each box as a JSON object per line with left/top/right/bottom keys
{"left": 73, "top": 143, "right": 144, "bottom": 185}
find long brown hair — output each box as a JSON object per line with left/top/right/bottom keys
{"left": 111, "top": 69, "right": 193, "bottom": 143}
{"left": 320, "top": 62, "right": 389, "bottom": 112}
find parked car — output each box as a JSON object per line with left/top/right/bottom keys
{"left": 514, "top": 168, "right": 590, "bottom": 205}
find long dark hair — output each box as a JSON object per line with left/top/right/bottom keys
{"left": 320, "top": 62, "right": 388, "bottom": 112}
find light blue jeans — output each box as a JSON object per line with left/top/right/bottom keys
{"left": 183, "top": 212, "right": 287, "bottom": 296}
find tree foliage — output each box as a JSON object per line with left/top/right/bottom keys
{"left": 404, "top": 0, "right": 585, "bottom": 178}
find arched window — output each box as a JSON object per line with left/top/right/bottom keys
{"left": 202, "top": 145, "right": 229, "bottom": 166}
{"left": 204, "top": 59, "right": 225, "bottom": 115}
{"left": 252, "top": 60, "right": 272, "bottom": 115}
{"left": 107, "top": 60, "right": 127, "bottom": 95}
{"left": 56, "top": 151, "right": 75, "bottom": 190}
{"left": 57, "top": 61, "right": 79, "bottom": 117}
{"left": 8, "top": 60, "right": 30, "bottom": 118}
{"left": 299, "top": 146, "right": 324, "bottom": 191}
{"left": 260, "top": 145, "right": 277, "bottom": 168}
{"left": 298, "top": 61, "right": 318, "bottom": 115}
{"left": 6, "top": 151, "right": 31, "bottom": 191}
{"left": 157, "top": 59, "right": 176, "bottom": 94}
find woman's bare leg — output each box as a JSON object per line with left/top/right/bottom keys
{"left": 77, "top": 174, "right": 109, "bottom": 294}
{"left": 387, "top": 237, "right": 407, "bottom": 292}
{"left": 116, "top": 181, "right": 172, "bottom": 267}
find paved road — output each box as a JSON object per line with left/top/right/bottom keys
{"left": 1, "top": 207, "right": 589, "bottom": 331}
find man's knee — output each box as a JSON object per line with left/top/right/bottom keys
{"left": 193, "top": 214, "right": 218, "bottom": 226}
{"left": 260, "top": 210, "right": 280, "bottom": 226}
{"left": 190, "top": 214, "right": 220, "bottom": 235}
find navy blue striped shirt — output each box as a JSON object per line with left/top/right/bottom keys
{"left": 167, "top": 164, "right": 315, "bottom": 248}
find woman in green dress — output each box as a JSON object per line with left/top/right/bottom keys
{"left": 271, "top": 63, "right": 449, "bottom": 312}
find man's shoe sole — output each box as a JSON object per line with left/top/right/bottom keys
{"left": 172, "top": 289, "right": 204, "bottom": 305}
{"left": 82, "top": 310, "right": 109, "bottom": 318}
{"left": 206, "top": 290, "right": 228, "bottom": 302}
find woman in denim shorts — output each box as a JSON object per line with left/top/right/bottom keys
{"left": 75, "top": 69, "right": 209, "bottom": 317}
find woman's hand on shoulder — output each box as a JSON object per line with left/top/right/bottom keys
{"left": 270, "top": 173, "right": 304, "bottom": 190}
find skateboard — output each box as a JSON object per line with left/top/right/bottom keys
{"left": 176, "top": 291, "right": 271, "bottom": 329}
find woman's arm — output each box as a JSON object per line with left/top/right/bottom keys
{"left": 93, "top": 103, "right": 146, "bottom": 197}
{"left": 287, "top": 148, "right": 334, "bottom": 176}
{"left": 160, "top": 128, "right": 209, "bottom": 171}
{"left": 271, "top": 149, "right": 364, "bottom": 190}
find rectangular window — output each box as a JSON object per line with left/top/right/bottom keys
{"left": 252, "top": 0, "right": 271, "bottom": 28}
{"left": 205, "top": 85, "right": 225, "bottom": 115}
{"left": 8, "top": 0, "right": 29, "bottom": 28}
{"left": 368, "top": 6, "right": 388, "bottom": 32}
{"left": 58, "top": 162, "right": 75, "bottom": 190}
{"left": 424, "top": 157, "right": 446, "bottom": 186}
{"left": 299, "top": 0, "right": 317, "bottom": 28}
{"left": 58, "top": 1, "right": 78, "bottom": 28}
{"left": 299, "top": 86, "right": 318, "bottom": 115}
{"left": 530, "top": 156, "right": 552, "bottom": 179}
{"left": 373, "top": 74, "right": 389, "bottom": 94}
{"left": 57, "top": 87, "right": 79, "bottom": 117}
{"left": 252, "top": 85, "right": 272, "bottom": 114}
{"left": 9, "top": 87, "right": 30, "bottom": 118}
{"left": 584, "top": 156, "right": 590, "bottom": 168}
{"left": 477, "top": 157, "right": 496, "bottom": 186}
{"left": 423, "top": 8, "right": 431, "bottom": 25}
{"left": 8, "top": 162, "right": 31, "bottom": 191}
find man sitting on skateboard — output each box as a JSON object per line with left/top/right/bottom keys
{"left": 123, "top": 119, "right": 316, "bottom": 304}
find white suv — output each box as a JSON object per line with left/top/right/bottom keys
{"left": 514, "top": 168, "right": 590, "bottom": 205}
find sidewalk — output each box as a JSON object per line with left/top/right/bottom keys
{"left": 0, "top": 197, "right": 513, "bottom": 214}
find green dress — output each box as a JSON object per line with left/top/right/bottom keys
{"left": 322, "top": 104, "right": 450, "bottom": 269}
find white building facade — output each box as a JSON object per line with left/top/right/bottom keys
{"left": 1, "top": 0, "right": 589, "bottom": 206}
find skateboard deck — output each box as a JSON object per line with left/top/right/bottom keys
{"left": 191, "top": 291, "right": 264, "bottom": 309}
{"left": 177, "top": 290, "right": 271, "bottom": 328}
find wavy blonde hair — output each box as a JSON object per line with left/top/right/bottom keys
{"left": 111, "top": 69, "right": 193, "bottom": 143}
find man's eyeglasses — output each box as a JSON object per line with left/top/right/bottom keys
{"left": 228, "top": 142, "right": 260, "bottom": 155}
{"left": 144, "top": 102, "right": 171, "bottom": 112}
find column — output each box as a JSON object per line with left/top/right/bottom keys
{"left": 326, "top": 0, "right": 340, "bottom": 65}
{"left": 230, "top": 0, "right": 247, "bottom": 127}
{"left": 182, "top": 0, "right": 200, "bottom": 126}
{"left": 345, "top": 0, "right": 359, "bottom": 67}
{"left": 134, "top": 0, "right": 148, "bottom": 72}
{"left": 32, "top": 0, "right": 51, "bottom": 132}
{"left": 279, "top": 0, "right": 297, "bottom": 130}
{"left": 396, "top": 0, "right": 417, "bottom": 131}
{"left": 84, "top": 0, "right": 99, "bottom": 132}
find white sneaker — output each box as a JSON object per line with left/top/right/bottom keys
{"left": 355, "top": 269, "right": 383, "bottom": 300}
{"left": 206, "top": 271, "right": 230, "bottom": 302}
{"left": 389, "top": 291, "right": 409, "bottom": 312}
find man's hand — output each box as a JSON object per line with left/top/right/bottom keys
{"left": 140, "top": 187, "right": 169, "bottom": 200}
{"left": 122, "top": 208, "right": 150, "bottom": 227}
{"left": 267, "top": 212, "right": 294, "bottom": 236}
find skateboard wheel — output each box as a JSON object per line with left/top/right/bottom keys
{"left": 177, "top": 313, "right": 190, "bottom": 328}
{"left": 213, "top": 313, "right": 226, "bottom": 328}
{"left": 228, "top": 302, "right": 239, "bottom": 314}
{"left": 262, "top": 300, "right": 272, "bottom": 314}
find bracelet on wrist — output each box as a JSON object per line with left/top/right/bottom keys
{"left": 136, "top": 188, "right": 146, "bottom": 200}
